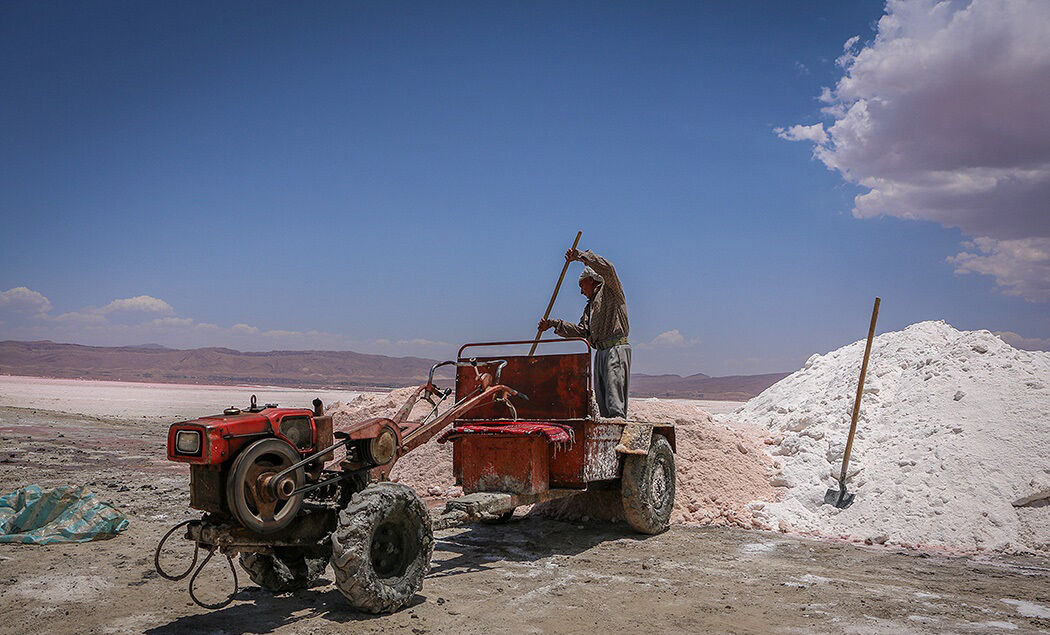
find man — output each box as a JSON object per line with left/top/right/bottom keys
{"left": 538, "top": 247, "right": 631, "bottom": 418}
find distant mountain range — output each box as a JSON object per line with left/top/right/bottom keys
{"left": 630, "top": 371, "right": 789, "bottom": 401}
{"left": 0, "top": 340, "right": 787, "bottom": 401}
{"left": 0, "top": 340, "right": 443, "bottom": 389}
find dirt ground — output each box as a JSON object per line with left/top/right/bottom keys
{"left": 2, "top": 406, "right": 1049, "bottom": 634}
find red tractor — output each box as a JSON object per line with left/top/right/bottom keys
{"left": 156, "top": 339, "right": 676, "bottom": 613}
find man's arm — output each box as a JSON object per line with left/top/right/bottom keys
{"left": 570, "top": 249, "right": 625, "bottom": 301}
{"left": 551, "top": 317, "right": 588, "bottom": 339}
{"left": 539, "top": 305, "right": 590, "bottom": 339}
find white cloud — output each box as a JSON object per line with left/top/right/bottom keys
{"left": 53, "top": 311, "right": 107, "bottom": 324}
{"left": 637, "top": 329, "right": 701, "bottom": 350}
{"left": 100, "top": 295, "right": 174, "bottom": 315}
{"left": 0, "top": 287, "right": 52, "bottom": 316}
{"left": 994, "top": 330, "right": 1050, "bottom": 351}
{"left": 152, "top": 316, "right": 194, "bottom": 327}
{"left": 774, "top": 123, "right": 827, "bottom": 144}
{"left": 778, "top": 0, "right": 1050, "bottom": 301}
{"left": 652, "top": 330, "right": 688, "bottom": 346}
{"left": 261, "top": 329, "right": 302, "bottom": 338}
{"left": 949, "top": 237, "right": 1050, "bottom": 301}
{"left": 43, "top": 293, "right": 176, "bottom": 324}
{"left": 395, "top": 338, "right": 450, "bottom": 348}
{"left": 0, "top": 285, "right": 455, "bottom": 358}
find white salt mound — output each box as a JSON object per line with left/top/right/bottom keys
{"left": 628, "top": 399, "right": 781, "bottom": 527}
{"left": 734, "top": 320, "right": 1050, "bottom": 553}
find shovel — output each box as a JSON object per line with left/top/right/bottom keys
{"left": 824, "top": 296, "right": 880, "bottom": 509}
{"left": 528, "top": 231, "right": 582, "bottom": 356}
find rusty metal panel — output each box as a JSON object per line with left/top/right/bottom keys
{"left": 457, "top": 435, "right": 549, "bottom": 495}
{"left": 583, "top": 423, "right": 622, "bottom": 481}
{"left": 452, "top": 441, "right": 462, "bottom": 485}
{"left": 313, "top": 415, "right": 333, "bottom": 452}
{"left": 654, "top": 426, "right": 676, "bottom": 453}
{"left": 189, "top": 464, "right": 226, "bottom": 513}
{"left": 434, "top": 488, "right": 584, "bottom": 530}
{"left": 615, "top": 423, "right": 652, "bottom": 455}
{"left": 455, "top": 352, "right": 591, "bottom": 421}
{"left": 548, "top": 421, "right": 586, "bottom": 487}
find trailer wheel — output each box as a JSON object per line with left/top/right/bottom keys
{"left": 621, "top": 434, "right": 675, "bottom": 534}
{"left": 330, "top": 483, "right": 433, "bottom": 613}
{"left": 239, "top": 545, "right": 331, "bottom": 593}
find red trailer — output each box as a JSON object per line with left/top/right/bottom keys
{"left": 437, "top": 338, "right": 676, "bottom": 534}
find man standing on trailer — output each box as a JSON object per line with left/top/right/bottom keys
{"left": 537, "top": 247, "right": 631, "bottom": 418}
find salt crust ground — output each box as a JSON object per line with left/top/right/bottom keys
{"left": 734, "top": 320, "right": 1050, "bottom": 554}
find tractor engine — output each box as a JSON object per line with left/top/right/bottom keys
{"left": 166, "top": 395, "right": 333, "bottom": 534}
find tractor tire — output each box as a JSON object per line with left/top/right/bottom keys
{"left": 621, "top": 434, "right": 675, "bottom": 535}
{"left": 330, "top": 483, "right": 433, "bottom": 614}
{"left": 238, "top": 545, "right": 331, "bottom": 593}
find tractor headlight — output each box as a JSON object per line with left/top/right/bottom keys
{"left": 175, "top": 430, "right": 201, "bottom": 455}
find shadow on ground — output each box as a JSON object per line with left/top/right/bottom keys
{"left": 145, "top": 516, "right": 643, "bottom": 635}
{"left": 429, "top": 516, "right": 643, "bottom": 578}
{"left": 145, "top": 586, "right": 427, "bottom": 635}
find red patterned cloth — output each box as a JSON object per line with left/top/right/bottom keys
{"left": 438, "top": 422, "right": 574, "bottom": 444}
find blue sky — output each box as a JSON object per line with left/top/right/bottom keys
{"left": 2, "top": 1, "right": 1048, "bottom": 375}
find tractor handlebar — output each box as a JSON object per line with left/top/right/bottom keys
{"left": 426, "top": 358, "right": 508, "bottom": 392}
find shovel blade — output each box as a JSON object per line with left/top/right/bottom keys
{"left": 823, "top": 487, "right": 855, "bottom": 509}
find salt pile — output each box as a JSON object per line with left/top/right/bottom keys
{"left": 549, "top": 399, "right": 780, "bottom": 528}
{"left": 735, "top": 320, "right": 1050, "bottom": 553}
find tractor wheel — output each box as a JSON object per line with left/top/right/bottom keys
{"left": 330, "top": 483, "right": 433, "bottom": 614}
{"left": 621, "top": 434, "right": 675, "bottom": 535}
{"left": 226, "top": 438, "right": 305, "bottom": 535}
{"left": 238, "top": 544, "right": 331, "bottom": 593}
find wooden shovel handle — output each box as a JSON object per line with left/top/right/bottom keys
{"left": 839, "top": 297, "right": 880, "bottom": 483}
{"left": 529, "top": 231, "right": 583, "bottom": 356}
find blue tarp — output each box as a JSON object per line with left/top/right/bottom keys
{"left": 0, "top": 485, "right": 129, "bottom": 544}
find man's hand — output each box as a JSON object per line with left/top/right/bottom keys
{"left": 565, "top": 247, "right": 582, "bottom": 263}
{"left": 537, "top": 318, "right": 554, "bottom": 332}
